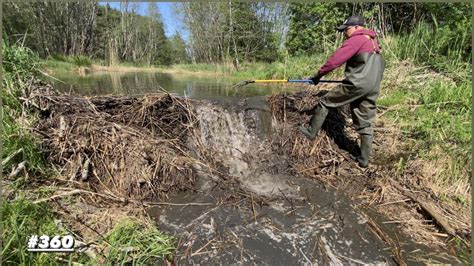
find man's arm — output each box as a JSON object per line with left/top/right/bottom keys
{"left": 318, "top": 39, "right": 361, "bottom": 76}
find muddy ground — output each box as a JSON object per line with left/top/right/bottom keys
{"left": 16, "top": 81, "right": 471, "bottom": 264}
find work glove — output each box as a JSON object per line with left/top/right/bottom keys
{"left": 309, "top": 72, "right": 323, "bottom": 86}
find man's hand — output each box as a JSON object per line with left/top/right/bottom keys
{"left": 309, "top": 72, "right": 323, "bottom": 86}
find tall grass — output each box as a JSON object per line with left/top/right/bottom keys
{"left": 379, "top": 72, "right": 471, "bottom": 198}
{"left": 381, "top": 21, "right": 471, "bottom": 80}
{"left": 72, "top": 55, "right": 92, "bottom": 67}
{"left": 2, "top": 41, "right": 47, "bottom": 175}
{"left": 379, "top": 22, "right": 471, "bottom": 191}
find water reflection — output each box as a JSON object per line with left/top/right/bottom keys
{"left": 49, "top": 71, "right": 299, "bottom": 102}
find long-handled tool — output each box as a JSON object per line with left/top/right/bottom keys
{"left": 232, "top": 79, "right": 342, "bottom": 88}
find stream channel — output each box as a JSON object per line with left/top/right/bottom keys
{"left": 50, "top": 71, "right": 459, "bottom": 265}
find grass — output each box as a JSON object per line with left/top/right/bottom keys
{"left": 42, "top": 54, "right": 96, "bottom": 73}
{"left": 42, "top": 59, "right": 75, "bottom": 72}
{"left": 380, "top": 21, "right": 470, "bottom": 80}
{"left": 379, "top": 68, "right": 471, "bottom": 199}
{"left": 2, "top": 42, "right": 47, "bottom": 176}
{"left": 1, "top": 199, "right": 85, "bottom": 265}
{"left": 72, "top": 55, "right": 92, "bottom": 67}
{"left": 104, "top": 219, "right": 175, "bottom": 264}
{"left": 171, "top": 53, "right": 345, "bottom": 81}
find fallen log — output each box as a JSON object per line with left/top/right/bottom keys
{"left": 389, "top": 179, "right": 457, "bottom": 237}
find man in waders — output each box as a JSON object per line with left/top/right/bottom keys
{"left": 299, "top": 15, "right": 385, "bottom": 168}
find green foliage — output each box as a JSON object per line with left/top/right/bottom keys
{"left": 41, "top": 59, "right": 75, "bottom": 72}
{"left": 231, "top": 3, "right": 279, "bottom": 62}
{"left": 2, "top": 113, "right": 46, "bottom": 177}
{"left": 381, "top": 76, "right": 471, "bottom": 183}
{"left": 384, "top": 21, "right": 471, "bottom": 77}
{"left": 2, "top": 40, "right": 39, "bottom": 81}
{"left": 2, "top": 41, "right": 47, "bottom": 175}
{"left": 180, "top": 2, "right": 281, "bottom": 64}
{"left": 377, "top": 89, "right": 407, "bottom": 107}
{"left": 154, "top": 40, "right": 174, "bottom": 66}
{"left": 1, "top": 200, "right": 81, "bottom": 265}
{"left": 105, "top": 219, "right": 175, "bottom": 264}
{"left": 286, "top": 3, "right": 350, "bottom": 56}
{"left": 169, "top": 32, "right": 189, "bottom": 64}
{"left": 412, "top": 80, "right": 471, "bottom": 145}
{"left": 49, "top": 54, "right": 70, "bottom": 62}
{"left": 72, "top": 55, "right": 92, "bottom": 67}
{"left": 3, "top": 3, "right": 173, "bottom": 66}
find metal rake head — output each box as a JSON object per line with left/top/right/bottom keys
{"left": 231, "top": 80, "right": 254, "bottom": 89}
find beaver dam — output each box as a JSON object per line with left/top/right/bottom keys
{"left": 24, "top": 80, "right": 470, "bottom": 264}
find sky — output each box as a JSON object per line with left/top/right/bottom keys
{"left": 98, "top": 2, "right": 188, "bottom": 40}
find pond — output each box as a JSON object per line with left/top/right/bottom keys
{"left": 48, "top": 70, "right": 299, "bottom": 102}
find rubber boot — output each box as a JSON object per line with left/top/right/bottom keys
{"left": 298, "top": 104, "right": 328, "bottom": 140}
{"left": 357, "top": 135, "right": 373, "bottom": 168}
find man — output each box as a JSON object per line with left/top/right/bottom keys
{"left": 299, "top": 15, "right": 385, "bottom": 168}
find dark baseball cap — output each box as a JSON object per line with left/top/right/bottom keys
{"left": 336, "top": 15, "right": 364, "bottom": 32}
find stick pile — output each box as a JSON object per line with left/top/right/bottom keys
{"left": 267, "top": 89, "right": 363, "bottom": 185}
{"left": 26, "top": 84, "right": 198, "bottom": 200}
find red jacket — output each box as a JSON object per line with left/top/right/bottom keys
{"left": 319, "top": 29, "right": 381, "bottom": 75}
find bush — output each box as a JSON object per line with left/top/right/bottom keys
{"left": 2, "top": 40, "right": 39, "bottom": 80}
{"left": 72, "top": 55, "right": 92, "bottom": 67}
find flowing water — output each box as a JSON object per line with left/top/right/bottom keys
{"left": 49, "top": 71, "right": 460, "bottom": 264}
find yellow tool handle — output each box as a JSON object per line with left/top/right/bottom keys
{"left": 253, "top": 80, "right": 288, "bottom": 83}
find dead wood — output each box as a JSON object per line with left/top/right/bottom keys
{"left": 24, "top": 83, "right": 203, "bottom": 201}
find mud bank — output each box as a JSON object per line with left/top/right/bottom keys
{"left": 23, "top": 82, "right": 468, "bottom": 264}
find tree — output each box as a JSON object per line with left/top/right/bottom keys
{"left": 286, "top": 3, "right": 352, "bottom": 56}
{"left": 178, "top": 2, "right": 284, "bottom": 64}
{"left": 169, "top": 32, "right": 189, "bottom": 64}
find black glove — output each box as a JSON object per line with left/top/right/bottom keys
{"left": 309, "top": 72, "right": 323, "bottom": 86}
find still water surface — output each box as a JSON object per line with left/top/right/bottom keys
{"left": 49, "top": 71, "right": 299, "bottom": 101}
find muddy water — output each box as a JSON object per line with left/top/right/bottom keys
{"left": 52, "top": 71, "right": 459, "bottom": 264}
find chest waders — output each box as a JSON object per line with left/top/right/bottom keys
{"left": 299, "top": 39, "right": 385, "bottom": 167}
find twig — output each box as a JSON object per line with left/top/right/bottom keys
{"left": 35, "top": 187, "right": 214, "bottom": 206}
{"left": 251, "top": 194, "right": 257, "bottom": 224}
{"left": 382, "top": 219, "right": 433, "bottom": 224}
{"left": 338, "top": 254, "right": 366, "bottom": 265}
{"left": 373, "top": 127, "right": 410, "bottom": 134}
{"left": 81, "top": 158, "right": 91, "bottom": 181}
{"left": 378, "top": 198, "right": 411, "bottom": 207}
{"left": 34, "top": 189, "right": 83, "bottom": 204}
{"left": 191, "top": 239, "right": 215, "bottom": 257}
{"left": 298, "top": 248, "right": 312, "bottom": 264}
{"left": 39, "top": 70, "right": 67, "bottom": 84}
{"left": 2, "top": 148, "right": 23, "bottom": 167}
{"left": 9, "top": 161, "right": 26, "bottom": 178}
